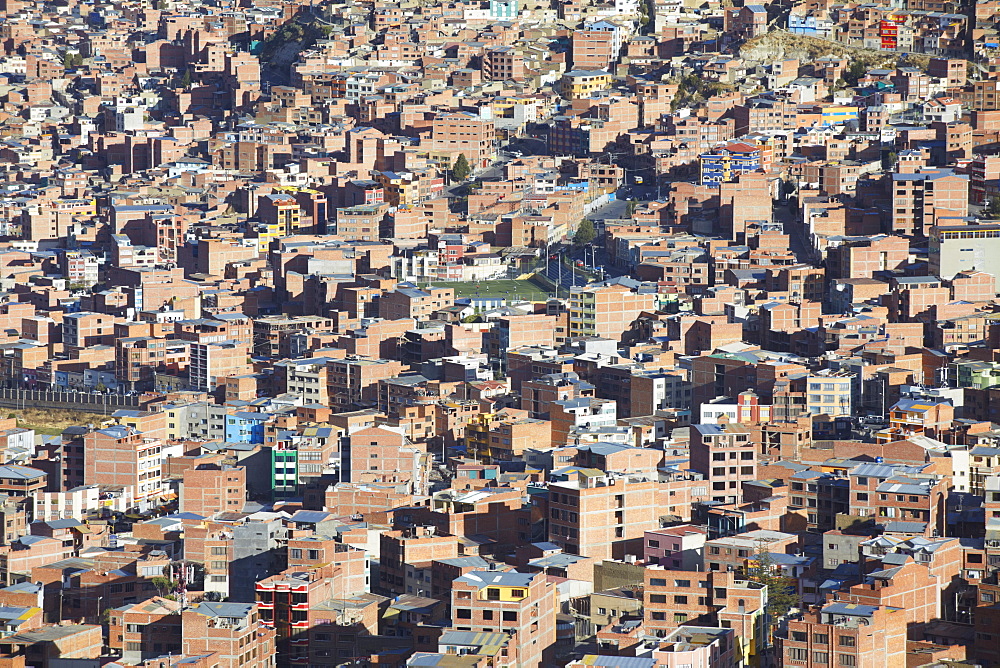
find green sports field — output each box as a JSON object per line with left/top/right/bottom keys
{"left": 421, "top": 277, "right": 555, "bottom": 301}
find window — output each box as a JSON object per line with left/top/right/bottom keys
{"left": 788, "top": 648, "right": 807, "bottom": 662}
{"left": 814, "top": 633, "right": 829, "bottom": 644}
{"left": 502, "top": 611, "right": 517, "bottom": 621}
{"left": 649, "top": 578, "right": 666, "bottom": 587}
{"left": 839, "top": 654, "right": 857, "bottom": 666}
{"left": 839, "top": 636, "right": 856, "bottom": 647}
{"left": 674, "top": 595, "right": 688, "bottom": 604}
{"left": 674, "top": 580, "right": 691, "bottom": 588}
{"left": 814, "top": 652, "right": 829, "bottom": 663}
{"left": 649, "top": 594, "right": 666, "bottom": 603}
{"left": 486, "top": 588, "right": 500, "bottom": 600}
{"left": 792, "top": 632, "right": 807, "bottom": 642}
{"left": 482, "top": 610, "right": 493, "bottom": 620}
{"left": 456, "top": 609, "right": 471, "bottom": 619}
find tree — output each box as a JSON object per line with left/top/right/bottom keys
{"left": 62, "top": 53, "right": 83, "bottom": 70}
{"left": 988, "top": 196, "right": 1000, "bottom": 219}
{"left": 573, "top": 219, "right": 596, "bottom": 246}
{"left": 151, "top": 576, "right": 178, "bottom": 597}
{"left": 844, "top": 60, "right": 867, "bottom": 86}
{"left": 882, "top": 151, "right": 898, "bottom": 171}
{"left": 637, "top": 0, "right": 650, "bottom": 28}
{"left": 452, "top": 153, "right": 471, "bottom": 181}
{"left": 746, "top": 543, "right": 799, "bottom": 631}
{"left": 179, "top": 69, "right": 192, "bottom": 90}
{"left": 625, "top": 199, "right": 638, "bottom": 217}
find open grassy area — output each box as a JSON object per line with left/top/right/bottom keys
{"left": 422, "top": 277, "right": 555, "bottom": 302}
{"left": 11, "top": 408, "right": 107, "bottom": 436}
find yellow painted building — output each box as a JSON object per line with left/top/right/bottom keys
{"left": 560, "top": 70, "right": 612, "bottom": 100}
{"left": 249, "top": 222, "right": 284, "bottom": 254}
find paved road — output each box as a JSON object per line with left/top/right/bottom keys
{"left": 589, "top": 197, "right": 630, "bottom": 221}
{"left": 506, "top": 137, "right": 548, "bottom": 156}
{"left": 587, "top": 179, "right": 686, "bottom": 222}
{"left": 774, "top": 200, "right": 813, "bottom": 264}
{"left": 542, "top": 256, "right": 592, "bottom": 289}
{"left": 442, "top": 155, "right": 514, "bottom": 198}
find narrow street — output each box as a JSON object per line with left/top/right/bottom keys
{"left": 774, "top": 200, "right": 813, "bottom": 264}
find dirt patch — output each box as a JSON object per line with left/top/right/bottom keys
{"left": 11, "top": 408, "right": 107, "bottom": 436}
{"left": 740, "top": 30, "right": 927, "bottom": 70}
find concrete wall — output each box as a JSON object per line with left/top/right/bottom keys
{"left": 0, "top": 389, "right": 139, "bottom": 415}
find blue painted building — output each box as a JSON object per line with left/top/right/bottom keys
{"left": 699, "top": 142, "right": 763, "bottom": 186}
{"left": 490, "top": 0, "right": 517, "bottom": 18}
{"left": 225, "top": 411, "right": 269, "bottom": 444}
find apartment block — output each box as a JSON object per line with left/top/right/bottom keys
{"left": 83, "top": 425, "right": 164, "bottom": 512}
{"left": 449, "top": 569, "right": 556, "bottom": 668}
{"left": 891, "top": 169, "right": 969, "bottom": 238}
{"left": 568, "top": 281, "right": 656, "bottom": 341}
{"left": 189, "top": 341, "right": 251, "bottom": 394}
{"left": 689, "top": 423, "right": 757, "bottom": 504}
{"left": 779, "top": 603, "right": 907, "bottom": 668}
{"left": 179, "top": 464, "right": 247, "bottom": 516}
{"left": 547, "top": 469, "right": 660, "bottom": 560}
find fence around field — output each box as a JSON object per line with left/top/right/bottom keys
{"left": 0, "top": 388, "right": 139, "bottom": 415}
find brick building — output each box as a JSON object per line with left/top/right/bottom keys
{"left": 547, "top": 469, "right": 660, "bottom": 560}
{"left": 689, "top": 423, "right": 757, "bottom": 504}
{"left": 449, "top": 569, "right": 556, "bottom": 668}
{"left": 779, "top": 603, "right": 907, "bottom": 668}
